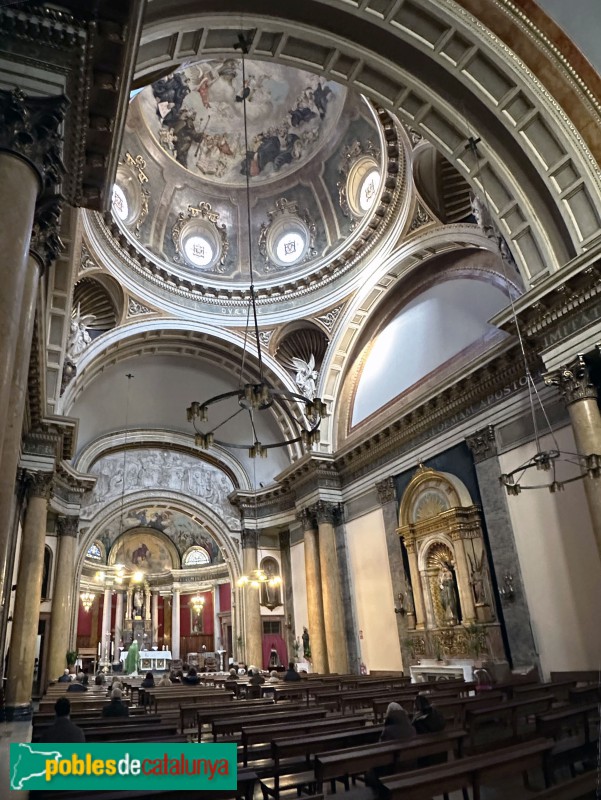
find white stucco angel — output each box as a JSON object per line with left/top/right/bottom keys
{"left": 67, "top": 304, "right": 96, "bottom": 362}
{"left": 291, "top": 354, "right": 318, "bottom": 401}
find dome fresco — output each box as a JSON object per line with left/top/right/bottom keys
{"left": 140, "top": 59, "right": 347, "bottom": 186}
{"left": 106, "top": 58, "right": 391, "bottom": 297}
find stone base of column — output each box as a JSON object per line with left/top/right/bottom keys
{"left": 3, "top": 703, "right": 33, "bottom": 721}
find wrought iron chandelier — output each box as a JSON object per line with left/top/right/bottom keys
{"left": 464, "top": 136, "right": 600, "bottom": 494}
{"left": 186, "top": 36, "right": 326, "bottom": 458}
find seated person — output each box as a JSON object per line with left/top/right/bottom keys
{"left": 158, "top": 672, "right": 172, "bottom": 686}
{"left": 282, "top": 661, "right": 301, "bottom": 682}
{"left": 412, "top": 693, "right": 446, "bottom": 734}
{"left": 170, "top": 670, "right": 182, "bottom": 684}
{"left": 81, "top": 670, "right": 90, "bottom": 686}
{"left": 40, "top": 698, "right": 85, "bottom": 743}
{"left": 248, "top": 667, "right": 265, "bottom": 685}
{"left": 102, "top": 687, "right": 129, "bottom": 717}
{"left": 366, "top": 703, "right": 415, "bottom": 793}
{"left": 109, "top": 679, "right": 123, "bottom": 693}
{"left": 140, "top": 671, "right": 155, "bottom": 688}
{"left": 183, "top": 667, "right": 200, "bottom": 685}
{"left": 266, "top": 670, "right": 281, "bottom": 684}
{"left": 57, "top": 669, "right": 71, "bottom": 683}
{"left": 94, "top": 670, "right": 106, "bottom": 686}
{"left": 67, "top": 673, "right": 88, "bottom": 692}
{"left": 228, "top": 667, "right": 239, "bottom": 680}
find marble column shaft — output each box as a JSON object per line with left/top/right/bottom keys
{"left": 405, "top": 544, "right": 427, "bottom": 629}
{"left": 299, "top": 510, "right": 328, "bottom": 673}
{"left": 5, "top": 472, "right": 53, "bottom": 717}
{"left": 151, "top": 592, "right": 159, "bottom": 645}
{"left": 101, "top": 587, "right": 112, "bottom": 664}
{"left": 46, "top": 516, "right": 78, "bottom": 682}
{"left": 213, "top": 585, "right": 221, "bottom": 650}
{"left": 545, "top": 355, "right": 601, "bottom": 562}
{"left": 452, "top": 537, "right": 477, "bottom": 622}
{"left": 315, "top": 502, "right": 348, "bottom": 673}
{"left": 115, "top": 591, "right": 124, "bottom": 649}
{"left": 171, "top": 588, "right": 180, "bottom": 659}
{"left": 0, "top": 256, "right": 41, "bottom": 607}
{"left": 242, "top": 529, "right": 263, "bottom": 668}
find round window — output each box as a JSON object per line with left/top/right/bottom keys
{"left": 358, "top": 169, "right": 381, "bottom": 212}
{"left": 112, "top": 184, "right": 129, "bottom": 221}
{"left": 265, "top": 214, "right": 311, "bottom": 268}
{"left": 346, "top": 157, "right": 381, "bottom": 218}
{"left": 183, "top": 235, "right": 215, "bottom": 268}
{"left": 275, "top": 231, "right": 306, "bottom": 265}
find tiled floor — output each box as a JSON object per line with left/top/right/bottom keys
{"left": 0, "top": 719, "right": 32, "bottom": 798}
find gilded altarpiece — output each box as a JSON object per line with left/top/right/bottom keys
{"left": 397, "top": 465, "right": 504, "bottom": 663}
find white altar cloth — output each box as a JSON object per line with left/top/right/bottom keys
{"left": 120, "top": 649, "right": 172, "bottom": 669}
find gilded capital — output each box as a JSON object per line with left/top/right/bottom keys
{"left": 466, "top": 425, "right": 497, "bottom": 463}
{"left": 375, "top": 476, "right": 396, "bottom": 505}
{"left": 544, "top": 354, "right": 597, "bottom": 406}
{"left": 241, "top": 528, "right": 258, "bottom": 550}
{"left": 26, "top": 471, "right": 54, "bottom": 500}
{"left": 0, "top": 89, "right": 68, "bottom": 192}
{"left": 57, "top": 515, "right": 79, "bottom": 538}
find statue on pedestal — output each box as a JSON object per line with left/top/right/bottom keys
{"left": 133, "top": 588, "right": 144, "bottom": 619}
{"left": 302, "top": 627, "right": 311, "bottom": 659}
{"left": 438, "top": 564, "right": 459, "bottom": 624}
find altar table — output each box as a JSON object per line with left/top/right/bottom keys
{"left": 120, "top": 649, "right": 172, "bottom": 670}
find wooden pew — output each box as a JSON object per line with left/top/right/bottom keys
{"left": 536, "top": 703, "right": 599, "bottom": 778}
{"left": 210, "top": 708, "right": 327, "bottom": 742}
{"left": 569, "top": 685, "right": 601, "bottom": 705}
{"left": 380, "top": 738, "right": 555, "bottom": 800}
{"left": 263, "top": 726, "right": 384, "bottom": 797}
{"left": 313, "top": 729, "right": 467, "bottom": 794}
{"left": 268, "top": 683, "right": 326, "bottom": 707}
{"left": 149, "top": 689, "right": 234, "bottom": 715}
{"left": 182, "top": 697, "right": 281, "bottom": 733}
{"left": 32, "top": 714, "right": 163, "bottom": 742}
{"left": 466, "top": 693, "right": 556, "bottom": 743}
{"left": 529, "top": 771, "right": 598, "bottom": 799}
{"left": 241, "top": 715, "right": 367, "bottom": 766}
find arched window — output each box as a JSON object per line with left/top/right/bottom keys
{"left": 183, "top": 546, "right": 211, "bottom": 567}
{"left": 86, "top": 542, "right": 102, "bottom": 561}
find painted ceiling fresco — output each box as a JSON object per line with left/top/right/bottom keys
{"left": 138, "top": 58, "right": 346, "bottom": 186}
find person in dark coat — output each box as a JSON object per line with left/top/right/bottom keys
{"left": 67, "top": 673, "right": 88, "bottom": 692}
{"left": 282, "top": 662, "right": 301, "bottom": 682}
{"left": 248, "top": 668, "right": 265, "bottom": 686}
{"left": 366, "top": 703, "right": 415, "bottom": 794}
{"left": 140, "top": 671, "right": 155, "bottom": 688}
{"left": 57, "top": 669, "right": 71, "bottom": 683}
{"left": 183, "top": 667, "right": 200, "bottom": 685}
{"left": 102, "top": 688, "right": 129, "bottom": 717}
{"left": 412, "top": 693, "right": 446, "bottom": 734}
{"left": 40, "top": 698, "right": 85, "bottom": 743}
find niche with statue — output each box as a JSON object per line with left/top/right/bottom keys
{"left": 397, "top": 464, "right": 505, "bottom": 665}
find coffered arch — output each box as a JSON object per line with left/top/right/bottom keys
{"left": 135, "top": 1, "right": 601, "bottom": 285}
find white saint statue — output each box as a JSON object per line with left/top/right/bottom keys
{"left": 291, "top": 354, "right": 318, "bottom": 401}
{"left": 67, "top": 304, "right": 96, "bottom": 362}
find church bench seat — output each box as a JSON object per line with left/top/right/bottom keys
{"left": 528, "top": 770, "right": 598, "bottom": 799}
{"left": 568, "top": 685, "right": 601, "bottom": 705}
{"left": 466, "top": 693, "right": 556, "bottom": 743}
{"left": 267, "top": 683, "right": 328, "bottom": 706}
{"left": 183, "top": 697, "right": 281, "bottom": 733}
{"left": 241, "top": 715, "right": 368, "bottom": 766}
{"left": 380, "top": 738, "right": 555, "bottom": 800}
{"left": 210, "top": 707, "right": 327, "bottom": 742}
{"left": 313, "top": 729, "right": 468, "bottom": 793}
{"left": 32, "top": 713, "right": 163, "bottom": 741}
{"left": 536, "top": 702, "right": 599, "bottom": 778}
{"left": 263, "top": 726, "right": 384, "bottom": 797}
{"left": 148, "top": 689, "right": 234, "bottom": 714}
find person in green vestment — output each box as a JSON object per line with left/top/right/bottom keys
{"left": 124, "top": 640, "right": 139, "bottom": 675}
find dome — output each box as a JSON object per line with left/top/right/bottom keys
{"left": 86, "top": 58, "right": 407, "bottom": 320}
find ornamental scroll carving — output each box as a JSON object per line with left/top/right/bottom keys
{"left": 544, "top": 354, "right": 598, "bottom": 406}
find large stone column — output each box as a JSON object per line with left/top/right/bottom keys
{"left": 241, "top": 529, "right": 263, "bottom": 669}
{"left": 466, "top": 425, "right": 538, "bottom": 669}
{"left": 0, "top": 89, "right": 67, "bottom": 464}
{"left": 545, "top": 354, "right": 601, "bottom": 561}
{"left": 298, "top": 509, "right": 328, "bottom": 674}
{"left": 171, "top": 587, "right": 181, "bottom": 659}
{"left": 5, "top": 471, "right": 53, "bottom": 718}
{"left": 46, "top": 515, "right": 78, "bottom": 683}
{"left": 404, "top": 540, "right": 427, "bottom": 630}
{"left": 315, "top": 502, "right": 348, "bottom": 673}
{"left": 151, "top": 591, "right": 159, "bottom": 647}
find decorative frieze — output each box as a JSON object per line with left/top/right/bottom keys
{"left": 544, "top": 353, "right": 597, "bottom": 405}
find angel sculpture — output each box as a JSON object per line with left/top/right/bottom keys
{"left": 67, "top": 304, "right": 96, "bottom": 362}
{"left": 291, "top": 354, "right": 318, "bottom": 401}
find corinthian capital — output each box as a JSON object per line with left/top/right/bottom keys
{"left": 30, "top": 193, "right": 64, "bottom": 270}
{"left": 375, "top": 476, "right": 396, "bottom": 505}
{"left": 0, "top": 89, "right": 68, "bottom": 193}
{"left": 57, "top": 515, "right": 79, "bottom": 538}
{"left": 544, "top": 354, "right": 597, "bottom": 406}
{"left": 296, "top": 507, "right": 315, "bottom": 532}
{"left": 313, "top": 500, "right": 341, "bottom": 525}
{"left": 26, "top": 471, "right": 54, "bottom": 500}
